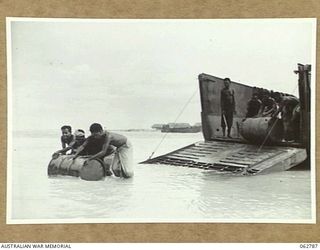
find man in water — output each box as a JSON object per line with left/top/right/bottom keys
{"left": 60, "top": 125, "right": 74, "bottom": 152}
{"left": 73, "top": 123, "right": 134, "bottom": 178}
{"left": 53, "top": 129, "right": 87, "bottom": 157}
{"left": 220, "top": 78, "right": 236, "bottom": 138}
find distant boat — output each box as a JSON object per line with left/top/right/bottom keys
{"left": 151, "top": 124, "right": 166, "bottom": 130}
{"left": 161, "top": 123, "right": 202, "bottom": 133}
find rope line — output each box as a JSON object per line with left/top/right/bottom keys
{"left": 148, "top": 88, "right": 198, "bottom": 160}
{"left": 257, "top": 118, "right": 279, "bottom": 153}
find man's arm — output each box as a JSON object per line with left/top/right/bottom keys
{"left": 61, "top": 137, "right": 66, "bottom": 149}
{"left": 88, "top": 136, "right": 111, "bottom": 161}
{"left": 53, "top": 140, "right": 75, "bottom": 157}
{"left": 72, "top": 139, "right": 88, "bottom": 159}
{"left": 62, "top": 140, "right": 75, "bottom": 152}
{"left": 232, "top": 89, "right": 236, "bottom": 114}
{"left": 263, "top": 100, "right": 278, "bottom": 117}
{"left": 258, "top": 103, "right": 265, "bottom": 116}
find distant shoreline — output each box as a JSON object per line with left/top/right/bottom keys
{"left": 12, "top": 129, "right": 161, "bottom": 138}
{"left": 12, "top": 128, "right": 156, "bottom": 133}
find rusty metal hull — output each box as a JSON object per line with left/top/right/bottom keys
{"left": 141, "top": 140, "right": 307, "bottom": 175}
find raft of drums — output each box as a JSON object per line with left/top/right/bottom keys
{"left": 48, "top": 154, "right": 113, "bottom": 181}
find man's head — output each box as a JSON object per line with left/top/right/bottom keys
{"left": 223, "top": 78, "right": 231, "bottom": 88}
{"left": 89, "top": 123, "right": 104, "bottom": 139}
{"left": 274, "top": 92, "right": 282, "bottom": 103}
{"left": 61, "top": 125, "right": 72, "bottom": 138}
{"left": 252, "top": 93, "right": 259, "bottom": 99}
{"left": 74, "top": 129, "right": 85, "bottom": 140}
{"left": 262, "top": 89, "right": 270, "bottom": 100}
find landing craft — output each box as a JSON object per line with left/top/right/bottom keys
{"left": 141, "top": 64, "right": 311, "bottom": 175}
{"left": 160, "top": 123, "right": 202, "bottom": 133}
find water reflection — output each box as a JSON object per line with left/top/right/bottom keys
{"left": 197, "top": 170, "right": 311, "bottom": 220}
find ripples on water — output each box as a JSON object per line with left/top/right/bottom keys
{"left": 10, "top": 131, "right": 312, "bottom": 222}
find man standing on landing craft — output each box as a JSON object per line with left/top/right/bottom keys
{"left": 220, "top": 78, "right": 236, "bottom": 138}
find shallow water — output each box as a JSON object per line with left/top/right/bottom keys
{"left": 10, "top": 130, "right": 313, "bottom": 223}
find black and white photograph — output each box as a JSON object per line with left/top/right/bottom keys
{"left": 6, "top": 18, "right": 316, "bottom": 224}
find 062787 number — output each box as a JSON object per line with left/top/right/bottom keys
{"left": 300, "top": 244, "right": 318, "bottom": 248}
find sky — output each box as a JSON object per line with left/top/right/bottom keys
{"left": 8, "top": 19, "right": 316, "bottom": 131}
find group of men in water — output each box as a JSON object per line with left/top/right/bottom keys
{"left": 52, "top": 123, "right": 133, "bottom": 178}
{"left": 220, "top": 78, "right": 300, "bottom": 142}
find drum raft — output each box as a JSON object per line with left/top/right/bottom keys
{"left": 48, "top": 154, "right": 113, "bottom": 181}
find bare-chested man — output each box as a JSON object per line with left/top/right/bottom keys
{"left": 73, "top": 123, "right": 133, "bottom": 178}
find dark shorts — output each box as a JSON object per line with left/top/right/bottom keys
{"left": 221, "top": 110, "right": 233, "bottom": 128}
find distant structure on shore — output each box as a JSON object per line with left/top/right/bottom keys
{"left": 151, "top": 123, "right": 202, "bottom": 133}
{"left": 151, "top": 124, "right": 166, "bottom": 130}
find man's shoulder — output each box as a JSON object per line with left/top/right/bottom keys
{"left": 283, "top": 95, "right": 299, "bottom": 102}
{"left": 101, "top": 131, "right": 110, "bottom": 142}
{"left": 103, "top": 130, "right": 110, "bottom": 137}
{"left": 86, "top": 135, "right": 95, "bottom": 142}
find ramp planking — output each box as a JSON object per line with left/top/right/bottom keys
{"left": 141, "top": 140, "right": 307, "bottom": 175}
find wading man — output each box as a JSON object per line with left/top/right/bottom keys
{"left": 220, "top": 78, "right": 236, "bottom": 138}
{"left": 73, "top": 123, "right": 134, "bottom": 178}
{"left": 60, "top": 125, "right": 74, "bottom": 151}
{"left": 52, "top": 129, "right": 87, "bottom": 157}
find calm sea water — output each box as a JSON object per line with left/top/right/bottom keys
{"left": 9, "top": 130, "right": 313, "bottom": 223}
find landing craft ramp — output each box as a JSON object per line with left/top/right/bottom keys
{"left": 141, "top": 140, "right": 307, "bottom": 175}
{"left": 141, "top": 64, "right": 310, "bottom": 174}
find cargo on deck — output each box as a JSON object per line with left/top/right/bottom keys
{"left": 141, "top": 64, "right": 311, "bottom": 175}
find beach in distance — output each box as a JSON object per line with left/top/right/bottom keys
{"left": 9, "top": 129, "right": 312, "bottom": 223}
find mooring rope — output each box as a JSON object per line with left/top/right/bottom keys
{"left": 257, "top": 117, "right": 279, "bottom": 153}
{"left": 148, "top": 88, "right": 199, "bottom": 160}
